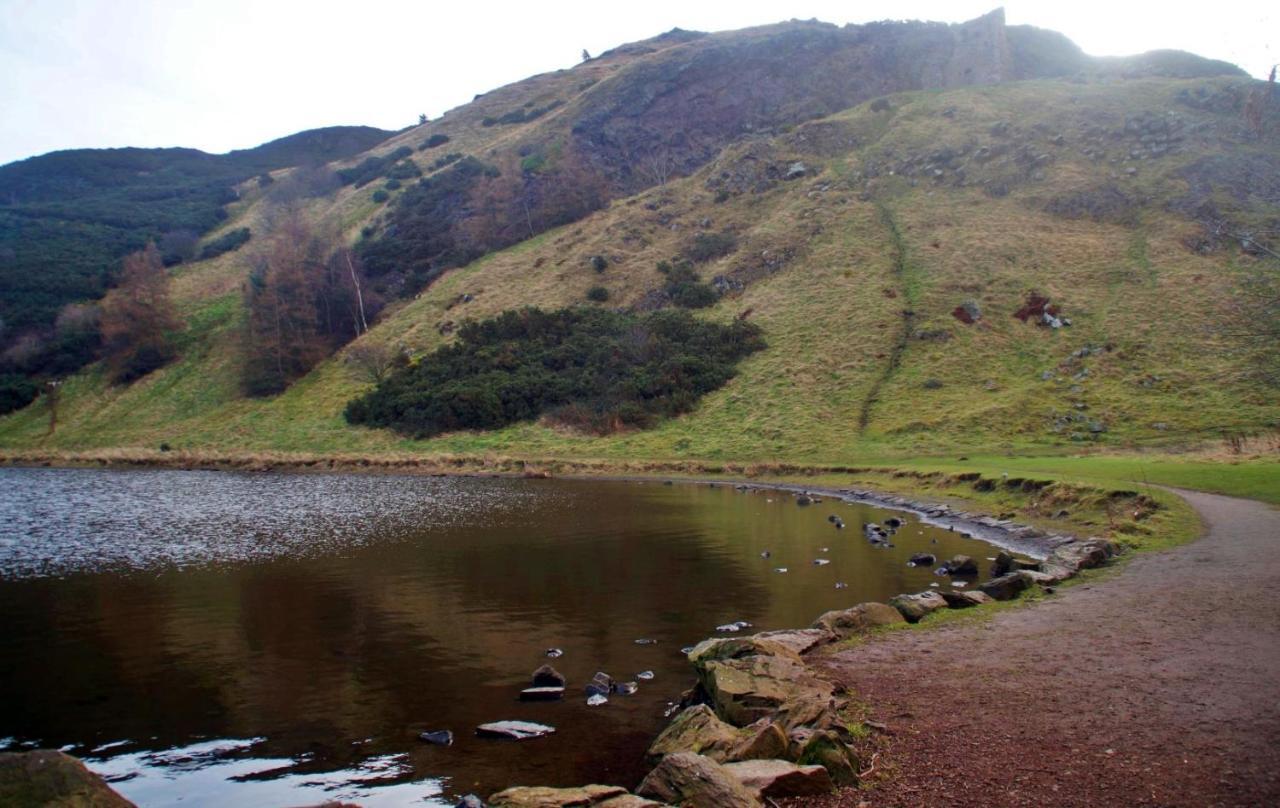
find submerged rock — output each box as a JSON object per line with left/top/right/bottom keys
{"left": 476, "top": 721, "right": 556, "bottom": 740}
{"left": 531, "top": 664, "right": 566, "bottom": 688}
{"left": 544, "top": 648, "right": 564, "bottom": 659}
{"left": 419, "top": 730, "right": 454, "bottom": 746}
{"left": 587, "top": 694, "right": 609, "bottom": 706}
{"left": 637, "top": 752, "right": 761, "bottom": 807}
{"left": 908, "top": 553, "right": 936, "bottom": 566}
{"left": 942, "top": 555, "right": 978, "bottom": 576}
{"left": 519, "top": 687, "right": 565, "bottom": 702}
{"left": 637, "top": 670, "right": 655, "bottom": 681}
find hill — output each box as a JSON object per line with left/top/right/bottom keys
{"left": 0, "top": 10, "right": 1275, "bottom": 470}
{"left": 0, "top": 125, "right": 393, "bottom": 379}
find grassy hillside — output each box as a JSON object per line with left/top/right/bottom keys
{"left": 1, "top": 71, "right": 1276, "bottom": 487}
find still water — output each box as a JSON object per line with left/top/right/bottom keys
{"left": 0, "top": 467, "right": 997, "bottom": 806}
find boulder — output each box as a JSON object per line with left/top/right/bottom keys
{"left": 520, "top": 687, "right": 566, "bottom": 702}
{"left": 889, "top": 591, "right": 948, "bottom": 623}
{"left": 648, "top": 705, "right": 739, "bottom": 762}
{"left": 1048, "top": 538, "right": 1119, "bottom": 571}
{"left": 939, "top": 590, "right": 993, "bottom": 608}
{"left": 532, "top": 664, "right": 567, "bottom": 688}
{"left": 943, "top": 555, "right": 978, "bottom": 576}
{"left": 457, "top": 796, "right": 486, "bottom": 808}
{"left": 488, "top": 784, "right": 661, "bottom": 807}
{"left": 699, "top": 655, "right": 814, "bottom": 726}
{"left": 687, "top": 636, "right": 802, "bottom": 668}
{"left": 476, "top": 721, "right": 556, "bottom": 740}
{"left": 0, "top": 751, "right": 135, "bottom": 808}
{"left": 726, "top": 720, "right": 789, "bottom": 762}
{"left": 811, "top": 602, "right": 905, "bottom": 638}
{"left": 723, "top": 759, "right": 835, "bottom": 799}
{"left": 790, "top": 729, "right": 860, "bottom": 786}
{"left": 978, "top": 570, "right": 1036, "bottom": 600}
{"left": 991, "top": 551, "right": 1014, "bottom": 577}
{"left": 1036, "top": 562, "right": 1075, "bottom": 583}
{"left": 636, "top": 752, "right": 761, "bottom": 808}
{"left": 748, "top": 628, "right": 834, "bottom": 656}
{"left": 908, "top": 553, "right": 936, "bottom": 566}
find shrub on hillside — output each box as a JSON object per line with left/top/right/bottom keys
{"left": 586, "top": 285, "right": 609, "bottom": 302}
{"left": 420, "top": 133, "right": 451, "bottom": 150}
{"left": 344, "top": 307, "right": 764, "bottom": 437}
{"left": 658, "top": 260, "right": 718, "bottom": 308}
{"left": 0, "top": 373, "right": 38, "bottom": 414}
{"left": 683, "top": 231, "right": 738, "bottom": 263}
{"left": 198, "top": 228, "right": 251, "bottom": 261}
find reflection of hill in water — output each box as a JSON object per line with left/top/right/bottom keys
{"left": 0, "top": 472, "right": 993, "bottom": 800}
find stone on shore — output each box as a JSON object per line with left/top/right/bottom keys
{"left": 636, "top": 752, "right": 761, "bottom": 807}
{"left": 723, "top": 759, "right": 835, "bottom": 799}
{"left": 749, "top": 628, "right": 834, "bottom": 656}
{"left": 488, "top": 784, "right": 664, "bottom": 807}
{"left": 647, "top": 705, "right": 739, "bottom": 762}
{"left": 939, "top": 589, "right": 993, "bottom": 608}
{"left": 0, "top": 750, "right": 135, "bottom": 808}
{"left": 699, "top": 654, "right": 815, "bottom": 726}
{"left": 811, "top": 602, "right": 905, "bottom": 638}
{"left": 727, "top": 720, "right": 790, "bottom": 762}
{"left": 889, "top": 591, "right": 948, "bottom": 622}
{"left": 789, "top": 729, "right": 860, "bottom": 786}
{"left": 943, "top": 554, "right": 978, "bottom": 575}
{"left": 979, "top": 570, "right": 1036, "bottom": 600}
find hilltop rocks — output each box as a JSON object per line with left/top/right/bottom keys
{"left": 723, "top": 759, "right": 835, "bottom": 799}
{"left": 889, "top": 591, "right": 948, "bottom": 622}
{"left": 811, "top": 602, "right": 906, "bottom": 638}
{"left": 636, "top": 752, "right": 761, "bottom": 808}
{"left": 0, "top": 751, "right": 135, "bottom": 808}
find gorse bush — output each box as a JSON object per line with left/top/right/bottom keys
{"left": 344, "top": 306, "right": 764, "bottom": 437}
{"left": 420, "top": 133, "right": 451, "bottom": 150}
{"left": 336, "top": 146, "right": 414, "bottom": 187}
{"left": 658, "top": 260, "right": 718, "bottom": 308}
{"left": 198, "top": 227, "right": 251, "bottom": 260}
{"left": 586, "top": 285, "right": 609, "bottom": 302}
{"left": 683, "top": 230, "right": 738, "bottom": 263}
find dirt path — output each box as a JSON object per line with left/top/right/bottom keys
{"left": 796, "top": 489, "right": 1280, "bottom": 807}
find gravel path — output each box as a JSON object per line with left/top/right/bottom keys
{"left": 795, "top": 489, "right": 1280, "bottom": 807}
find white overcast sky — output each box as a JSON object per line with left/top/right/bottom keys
{"left": 0, "top": 1, "right": 1274, "bottom": 166}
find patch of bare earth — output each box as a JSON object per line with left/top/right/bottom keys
{"left": 789, "top": 490, "right": 1280, "bottom": 807}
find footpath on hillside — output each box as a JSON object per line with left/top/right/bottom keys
{"left": 796, "top": 489, "right": 1280, "bottom": 807}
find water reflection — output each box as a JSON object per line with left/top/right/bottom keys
{"left": 0, "top": 469, "right": 997, "bottom": 805}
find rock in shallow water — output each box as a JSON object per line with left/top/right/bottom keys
{"left": 476, "top": 721, "right": 556, "bottom": 740}
{"left": 531, "top": 664, "right": 566, "bottom": 688}
{"left": 519, "top": 687, "right": 565, "bottom": 702}
{"left": 419, "top": 729, "right": 454, "bottom": 745}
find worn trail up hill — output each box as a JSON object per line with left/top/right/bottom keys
{"left": 797, "top": 489, "right": 1280, "bottom": 806}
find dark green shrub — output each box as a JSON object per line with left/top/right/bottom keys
{"left": 344, "top": 307, "right": 764, "bottom": 437}
{"left": 257, "top": 173, "right": 274, "bottom": 187}
{"left": 372, "top": 189, "right": 390, "bottom": 203}
{"left": 683, "top": 231, "right": 737, "bottom": 263}
{"left": 336, "top": 146, "right": 414, "bottom": 187}
{"left": 159, "top": 442, "right": 172, "bottom": 452}
{"left": 198, "top": 227, "right": 251, "bottom": 260}
{"left": 660, "top": 260, "right": 718, "bottom": 308}
{"left": 384, "top": 179, "right": 402, "bottom": 191}
{"left": 586, "top": 285, "right": 609, "bottom": 302}
{"left": 590, "top": 255, "right": 608, "bottom": 272}
{"left": 420, "top": 133, "right": 451, "bottom": 150}
{"left": 520, "top": 153, "right": 547, "bottom": 174}
{"left": 0, "top": 374, "right": 38, "bottom": 414}
{"left": 431, "top": 152, "right": 464, "bottom": 170}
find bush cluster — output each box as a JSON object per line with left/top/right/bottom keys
{"left": 336, "top": 146, "right": 415, "bottom": 187}
{"left": 658, "top": 260, "right": 718, "bottom": 308}
{"left": 198, "top": 227, "right": 251, "bottom": 261}
{"left": 419, "top": 133, "right": 451, "bottom": 151}
{"left": 683, "top": 230, "right": 738, "bottom": 263}
{"left": 481, "top": 100, "right": 564, "bottom": 127}
{"left": 344, "top": 306, "right": 764, "bottom": 437}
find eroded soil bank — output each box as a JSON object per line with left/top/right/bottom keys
{"left": 794, "top": 488, "right": 1280, "bottom": 807}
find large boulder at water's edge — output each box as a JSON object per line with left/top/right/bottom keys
{"left": 811, "top": 602, "right": 905, "bottom": 637}
{"left": 636, "top": 752, "right": 761, "bottom": 807}
{"left": 488, "top": 784, "right": 664, "bottom": 807}
{"left": 722, "top": 759, "right": 835, "bottom": 799}
{"left": 648, "top": 705, "right": 740, "bottom": 762}
{"left": 0, "top": 750, "right": 135, "bottom": 807}
{"left": 979, "top": 570, "right": 1037, "bottom": 600}
{"left": 889, "top": 591, "right": 948, "bottom": 622}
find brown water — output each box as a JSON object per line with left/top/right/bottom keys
{"left": 0, "top": 467, "right": 997, "bottom": 806}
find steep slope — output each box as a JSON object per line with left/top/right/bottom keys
{"left": 1, "top": 63, "right": 1275, "bottom": 462}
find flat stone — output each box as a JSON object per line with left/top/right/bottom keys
{"left": 519, "top": 687, "right": 565, "bottom": 702}
{"left": 723, "top": 759, "right": 835, "bottom": 798}
{"left": 648, "top": 704, "right": 739, "bottom": 763}
{"left": 487, "top": 784, "right": 641, "bottom": 807}
{"left": 750, "top": 628, "right": 834, "bottom": 656}
{"left": 939, "top": 590, "right": 993, "bottom": 608}
{"left": 418, "top": 729, "right": 454, "bottom": 745}
{"left": 979, "top": 571, "right": 1036, "bottom": 601}
{"left": 476, "top": 721, "right": 556, "bottom": 740}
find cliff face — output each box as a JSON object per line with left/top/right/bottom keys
{"left": 571, "top": 10, "right": 1018, "bottom": 187}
